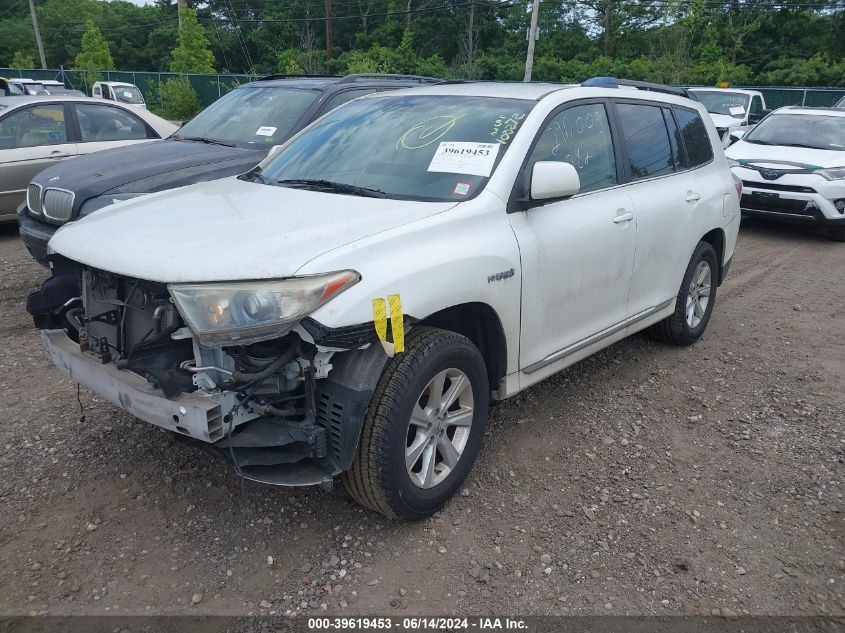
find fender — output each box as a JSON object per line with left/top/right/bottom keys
{"left": 297, "top": 190, "right": 523, "bottom": 376}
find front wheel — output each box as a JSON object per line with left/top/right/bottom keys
{"left": 341, "top": 327, "right": 489, "bottom": 520}
{"left": 647, "top": 241, "right": 719, "bottom": 346}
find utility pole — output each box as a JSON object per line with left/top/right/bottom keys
{"left": 28, "top": 0, "right": 47, "bottom": 69}
{"left": 467, "top": 1, "right": 475, "bottom": 65}
{"left": 325, "top": 0, "right": 333, "bottom": 72}
{"left": 523, "top": 0, "right": 540, "bottom": 82}
{"left": 177, "top": 0, "right": 187, "bottom": 29}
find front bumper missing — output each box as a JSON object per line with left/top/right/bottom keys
{"left": 42, "top": 329, "right": 226, "bottom": 442}
{"left": 41, "top": 328, "right": 380, "bottom": 487}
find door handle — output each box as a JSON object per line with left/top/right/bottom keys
{"left": 685, "top": 191, "right": 702, "bottom": 203}
{"left": 613, "top": 210, "right": 634, "bottom": 224}
{"left": 48, "top": 152, "right": 71, "bottom": 159}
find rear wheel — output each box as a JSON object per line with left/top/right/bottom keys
{"left": 342, "top": 326, "right": 489, "bottom": 520}
{"left": 647, "top": 241, "right": 718, "bottom": 346}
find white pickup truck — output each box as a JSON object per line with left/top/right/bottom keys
{"left": 688, "top": 87, "right": 769, "bottom": 146}
{"left": 92, "top": 81, "right": 146, "bottom": 109}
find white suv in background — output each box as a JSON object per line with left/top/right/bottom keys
{"left": 726, "top": 106, "right": 845, "bottom": 241}
{"left": 28, "top": 79, "right": 740, "bottom": 519}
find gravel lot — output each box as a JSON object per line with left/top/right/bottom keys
{"left": 0, "top": 219, "right": 842, "bottom": 618}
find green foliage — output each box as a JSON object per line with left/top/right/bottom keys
{"left": 335, "top": 32, "right": 447, "bottom": 78}
{"left": 276, "top": 49, "right": 304, "bottom": 75}
{"left": 74, "top": 19, "right": 114, "bottom": 90}
{"left": 157, "top": 76, "right": 202, "bottom": 122}
{"left": 0, "top": 0, "right": 842, "bottom": 90}
{"left": 170, "top": 8, "right": 215, "bottom": 74}
{"left": 10, "top": 50, "right": 34, "bottom": 69}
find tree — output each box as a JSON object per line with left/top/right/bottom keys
{"left": 158, "top": 76, "right": 202, "bottom": 121}
{"left": 171, "top": 8, "right": 215, "bottom": 74}
{"left": 74, "top": 19, "right": 114, "bottom": 90}
{"left": 10, "top": 50, "right": 35, "bottom": 69}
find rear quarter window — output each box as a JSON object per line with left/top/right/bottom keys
{"left": 673, "top": 108, "right": 714, "bottom": 167}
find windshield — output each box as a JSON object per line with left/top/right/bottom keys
{"left": 113, "top": 85, "right": 144, "bottom": 104}
{"left": 689, "top": 90, "right": 749, "bottom": 118}
{"left": 177, "top": 86, "right": 319, "bottom": 148}
{"left": 744, "top": 114, "right": 845, "bottom": 151}
{"left": 20, "top": 82, "right": 46, "bottom": 96}
{"left": 256, "top": 94, "right": 535, "bottom": 202}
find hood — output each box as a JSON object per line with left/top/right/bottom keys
{"left": 48, "top": 177, "right": 458, "bottom": 283}
{"left": 708, "top": 113, "right": 745, "bottom": 129}
{"left": 33, "top": 139, "right": 266, "bottom": 211}
{"left": 725, "top": 140, "right": 845, "bottom": 169}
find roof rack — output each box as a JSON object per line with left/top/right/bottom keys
{"left": 581, "top": 76, "right": 692, "bottom": 98}
{"left": 337, "top": 73, "right": 442, "bottom": 84}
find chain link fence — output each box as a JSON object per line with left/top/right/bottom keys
{"left": 739, "top": 86, "right": 845, "bottom": 109}
{"left": 0, "top": 67, "right": 258, "bottom": 108}
{"left": 3, "top": 67, "right": 844, "bottom": 110}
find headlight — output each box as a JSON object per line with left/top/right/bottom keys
{"left": 726, "top": 157, "right": 740, "bottom": 168}
{"left": 80, "top": 193, "right": 144, "bottom": 215}
{"left": 169, "top": 270, "right": 361, "bottom": 346}
{"left": 813, "top": 167, "right": 845, "bottom": 181}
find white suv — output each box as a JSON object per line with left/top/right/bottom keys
{"left": 725, "top": 107, "right": 845, "bottom": 241}
{"left": 28, "top": 80, "right": 740, "bottom": 519}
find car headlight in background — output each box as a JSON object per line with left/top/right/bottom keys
{"left": 79, "top": 192, "right": 145, "bottom": 215}
{"left": 726, "top": 157, "right": 741, "bottom": 168}
{"left": 813, "top": 167, "right": 845, "bottom": 181}
{"left": 169, "top": 270, "right": 361, "bottom": 347}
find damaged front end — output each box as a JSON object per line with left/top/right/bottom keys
{"left": 27, "top": 257, "right": 385, "bottom": 486}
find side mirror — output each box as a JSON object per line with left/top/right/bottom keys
{"left": 530, "top": 161, "right": 581, "bottom": 200}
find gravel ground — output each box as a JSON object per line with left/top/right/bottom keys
{"left": 0, "top": 219, "right": 842, "bottom": 618}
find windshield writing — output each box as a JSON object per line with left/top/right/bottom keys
{"left": 258, "top": 95, "right": 534, "bottom": 202}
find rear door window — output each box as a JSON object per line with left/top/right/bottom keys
{"left": 615, "top": 102, "right": 674, "bottom": 180}
{"left": 673, "top": 107, "right": 714, "bottom": 167}
{"left": 74, "top": 103, "right": 154, "bottom": 142}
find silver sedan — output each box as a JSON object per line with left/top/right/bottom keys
{"left": 0, "top": 95, "right": 177, "bottom": 222}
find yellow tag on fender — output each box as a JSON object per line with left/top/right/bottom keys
{"left": 372, "top": 298, "right": 388, "bottom": 345}
{"left": 388, "top": 294, "right": 404, "bottom": 353}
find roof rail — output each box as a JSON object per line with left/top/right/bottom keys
{"left": 582, "top": 76, "right": 693, "bottom": 98}
{"left": 337, "top": 73, "right": 442, "bottom": 84}
{"left": 256, "top": 74, "right": 340, "bottom": 81}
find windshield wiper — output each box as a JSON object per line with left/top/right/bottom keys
{"left": 775, "top": 143, "right": 832, "bottom": 150}
{"left": 744, "top": 139, "right": 777, "bottom": 145}
{"left": 173, "top": 134, "right": 236, "bottom": 147}
{"left": 274, "top": 179, "right": 390, "bottom": 199}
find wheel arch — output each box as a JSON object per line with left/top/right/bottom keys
{"left": 416, "top": 302, "right": 508, "bottom": 395}
{"left": 701, "top": 227, "right": 726, "bottom": 285}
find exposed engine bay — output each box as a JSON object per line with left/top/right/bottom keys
{"left": 27, "top": 256, "right": 385, "bottom": 487}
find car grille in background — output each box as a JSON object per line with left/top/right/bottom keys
{"left": 741, "top": 193, "right": 816, "bottom": 216}
{"left": 27, "top": 183, "right": 42, "bottom": 216}
{"left": 42, "top": 188, "right": 75, "bottom": 222}
{"left": 742, "top": 180, "right": 816, "bottom": 194}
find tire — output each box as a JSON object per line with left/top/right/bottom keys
{"left": 647, "top": 241, "right": 718, "bottom": 346}
{"left": 341, "top": 326, "right": 489, "bottom": 520}
{"left": 827, "top": 225, "right": 845, "bottom": 242}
